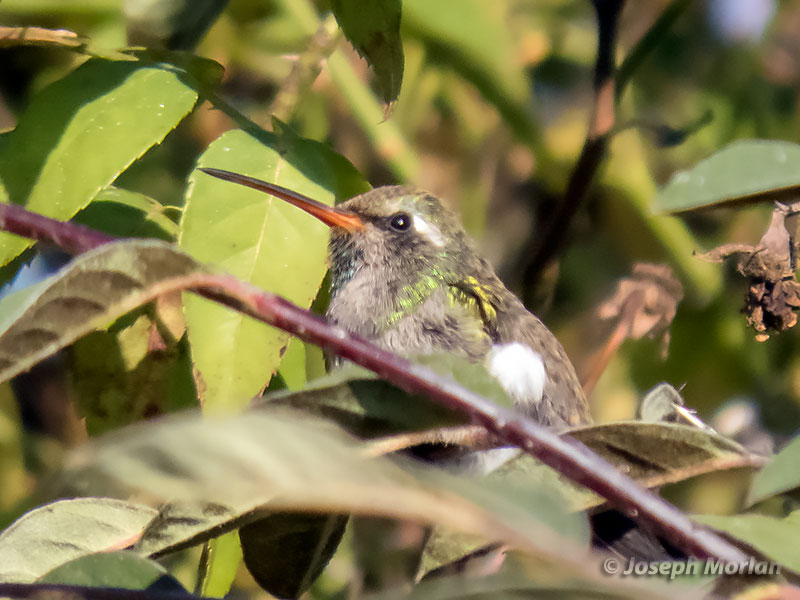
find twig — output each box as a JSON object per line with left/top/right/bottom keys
{"left": 0, "top": 201, "right": 748, "bottom": 562}
{"left": 266, "top": 13, "right": 342, "bottom": 128}
{"left": 523, "top": 0, "right": 624, "bottom": 299}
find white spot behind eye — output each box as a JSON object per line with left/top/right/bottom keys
{"left": 412, "top": 215, "right": 446, "bottom": 247}
{"left": 488, "top": 343, "right": 546, "bottom": 406}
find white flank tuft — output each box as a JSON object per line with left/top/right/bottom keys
{"left": 487, "top": 342, "right": 546, "bottom": 405}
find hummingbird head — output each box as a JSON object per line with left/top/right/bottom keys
{"left": 199, "top": 168, "right": 478, "bottom": 293}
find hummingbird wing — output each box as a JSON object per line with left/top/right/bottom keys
{"left": 448, "top": 275, "right": 591, "bottom": 429}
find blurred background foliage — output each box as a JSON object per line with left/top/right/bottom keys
{"left": 0, "top": 0, "right": 799, "bottom": 592}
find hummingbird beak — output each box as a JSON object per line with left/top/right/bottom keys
{"left": 199, "top": 168, "right": 364, "bottom": 232}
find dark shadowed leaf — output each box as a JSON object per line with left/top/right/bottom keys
{"left": 0, "top": 240, "right": 203, "bottom": 385}
{"left": 0, "top": 60, "right": 198, "bottom": 266}
{"left": 657, "top": 140, "right": 800, "bottom": 213}
{"left": 39, "top": 550, "right": 186, "bottom": 592}
{"left": 331, "top": 0, "right": 404, "bottom": 103}
{"left": 180, "top": 127, "right": 368, "bottom": 410}
{"left": 266, "top": 353, "right": 509, "bottom": 437}
{"left": 748, "top": 435, "right": 800, "bottom": 505}
{"left": 70, "top": 324, "right": 197, "bottom": 436}
{"left": 694, "top": 511, "right": 800, "bottom": 573}
{"left": 239, "top": 513, "right": 348, "bottom": 599}
{"left": 55, "top": 409, "right": 592, "bottom": 577}
{"left": 0, "top": 498, "right": 157, "bottom": 583}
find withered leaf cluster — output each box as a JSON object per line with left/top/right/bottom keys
{"left": 696, "top": 202, "right": 800, "bottom": 341}
{"left": 597, "top": 262, "right": 684, "bottom": 358}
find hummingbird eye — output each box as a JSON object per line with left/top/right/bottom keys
{"left": 389, "top": 212, "right": 412, "bottom": 231}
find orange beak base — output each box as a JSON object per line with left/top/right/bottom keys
{"left": 199, "top": 168, "right": 363, "bottom": 232}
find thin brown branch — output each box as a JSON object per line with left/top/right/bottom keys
{"left": 523, "top": 1, "right": 624, "bottom": 299}
{"left": 581, "top": 290, "right": 644, "bottom": 395}
{"left": 266, "top": 13, "right": 342, "bottom": 128}
{"left": 0, "top": 202, "right": 748, "bottom": 562}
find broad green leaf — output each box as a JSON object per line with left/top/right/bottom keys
{"left": 56, "top": 409, "right": 591, "bottom": 577}
{"left": 657, "top": 140, "right": 800, "bottom": 213}
{"left": 748, "top": 434, "right": 800, "bottom": 505}
{"left": 0, "top": 240, "right": 202, "bottom": 385}
{"left": 331, "top": 0, "right": 404, "bottom": 103}
{"left": 196, "top": 532, "right": 242, "bottom": 598}
{"left": 0, "top": 59, "right": 198, "bottom": 267}
{"left": 694, "top": 511, "right": 800, "bottom": 573}
{"left": 239, "top": 513, "right": 347, "bottom": 599}
{"left": 0, "top": 498, "right": 157, "bottom": 583}
{"left": 73, "top": 186, "right": 178, "bottom": 240}
{"left": 39, "top": 550, "right": 186, "bottom": 592}
{"left": 179, "top": 127, "right": 369, "bottom": 410}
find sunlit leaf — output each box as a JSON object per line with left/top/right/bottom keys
{"left": 331, "top": 0, "right": 404, "bottom": 103}
{"left": 657, "top": 140, "right": 800, "bottom": 213}
{"left": 196, "top": 532, "right": 242, "bottom": 599}
{"left": 180, "top": 127, "right": 368, "bottom": 410}
{"left": 0, "top": 498, "right": 157, "bottom": 583}
{"left": 0, "top": 240, "right": 202, "bottom": 385}
{"left": 0, "top": 59, "right": 198, "bottom": 266}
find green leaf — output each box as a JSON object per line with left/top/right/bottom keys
{"left": 179, "top": 127, "right": 368, "bottom": 410}
{"left": 568, "top": 421, "right": 756, "bottom": 490}
{"left": 748, "top": 434, "right": 800, "bottom": 505}
{"left": 492, "top": 422, "right": 760, "bottom": 513}
{"left": 39, "top": 550, "right": 186, "bottom": 592}
{"left": 694, "top": 511, "right": 800, "bottom": 573}
{"left": 0, "top": 240, "right": 202, "bottom": 385}
{"left": 239, "top": 513, "right": 348, "bottom": 599}
{"left": 657, "top": 140, "right": 800, "bottom": 213}
{"left": 73, "top": 186, "right": 178, "bottom": 240}
{"left": 331, "top": 0, "right": 404, "bottom": 103}
{"left": 56, "top": 409, "right": 590, "bottom": 577}
{"left": 196, "top": 532, "right": 242, "bottom": 598}
{"left": 0, "top": 59, "right": 198, "bottom": 267}
{"left": 0, "top": 498, "right": 157, "bottom": 583}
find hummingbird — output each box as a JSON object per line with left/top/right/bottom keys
{"left": 199, "top": 168, "right": 591, "bottom": 431}
{"left": 201, "top": 168, "right": 684, "bottom": 562}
